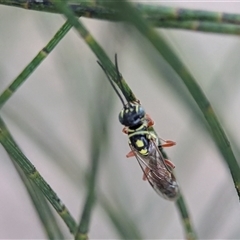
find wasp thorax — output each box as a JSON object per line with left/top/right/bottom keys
{"left": 118, "top": 103, "right": 145, "bottom": 127}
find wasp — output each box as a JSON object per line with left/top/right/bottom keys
{"left": 97, "top": 55, "right": 179, "bottom": 200}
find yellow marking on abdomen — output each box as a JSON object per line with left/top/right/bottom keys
{"left": 140, "top": 149, "right": 148, "bottom": 155}
{"left": 136, "top": 140, "right": 144, "bottom": 147}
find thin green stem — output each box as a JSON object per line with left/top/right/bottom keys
{"left": 137, "top": 4, "right": 240, "bottom": 24}
{"left": 2, "top": 0, "right": 240, "bottom": 24}
{"left": 0, "top": 20, "right": 72, "bottom": 109}
{"left": 152, "top": 20, "right": 240, "bottom": 35}
{"left": 110, "top": 1, "right": 240, "bottom": 200}
{"left": 75, "top": 134, "right": 101, "bottom": 240}
{"left": 70, "top": 57, "right": 113, "bottom": 239}
{"left": 2, "top": 0, "right": 240, "bottom": 36}
{"left": 74, "top": 69, "right": 114, "bottom": 239}
{"left": 100, "top": 196, "right": 143, "bottom": 240}
{"left": 12, "top": 161, "right": 65, "bottom": 239}
{"left": 176, "top": 193, "right": 196, "bottom": 240}
{"left": 0, "top": 116, "right": 77, "bottom": 235}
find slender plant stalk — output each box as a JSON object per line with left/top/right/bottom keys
{"left": 75, "top": 70, "right": 114, "bottom": 239}
{"left": 75, "top": 123, "right": 101, "bottom": 240}
{"left": 2, "top": 0, "right": 240, "bottom": 24}
{"left": 109, "top": 1, "right": 240, "bottom": 199}
{"left": 0, "top": 20, "right": 72, "bottom": 109}
{"left": 176, "top": 194, "right": 196, "bottom": 240}
{"left": 152, "top": 20, "right": 240, "bottom": 35}
{"left": 2, "top": 0, "right": 240, "bottom": 36}
{"left": 11, "top": 160, "right": 65, "bottom": 239}
{"left": 100, "top": 196, "right": 144, "bottom": 240}
{"left": 0, "top": 116, "right": 77, "bottom": 235}
{"left": 136, "top": 4, "right": 240, "bottom": 24}
{"left": 50, "top": 1, "right": 197, "bottom": 239}
{"left": 7, "top": 118, "right": 65, "bottom": 238}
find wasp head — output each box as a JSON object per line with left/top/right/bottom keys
{"left": 119, "top": 102, "right": 145, "bottom": 127}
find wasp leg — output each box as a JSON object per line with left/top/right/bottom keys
{"left": 126, "top": 151, "right": 135, "bottom": 158}
{"left": 160, "top": 140, "right": 176, "bottom": 148}
{"left": 122, "top": 126, "right": 129, "bottom": 134}
{"left": 145, "top": 114, "right": 155, "bottom": 127}
{"left": 143, "top": 167, "right": 150, "bottom": 181}
{"left": 165, "top": 159, "right": 175, "bottom": 169}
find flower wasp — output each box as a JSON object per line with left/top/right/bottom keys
{"left": 97, "top": 55, "right": 179, "bottom": 200}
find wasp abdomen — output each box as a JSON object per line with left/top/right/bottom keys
{"left": 129, "top": 134, "right": 150, "bottom": 156}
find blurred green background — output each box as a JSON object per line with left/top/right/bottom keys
{"left": 0, "top": 1, "right": 240, "bottom": 239}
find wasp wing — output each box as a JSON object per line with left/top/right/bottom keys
{"left": 129, "top": 138, "right": 179, "bottom": 200}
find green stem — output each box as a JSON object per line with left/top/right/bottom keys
{"left": 100, "top": 196, "right": 144, "bottom": 240}
{"left": 12, "top": 161, "right": 65, "bottom": 239}
{"left": 75, "top": 136, "right": 100, "bottom": 240}
{"left": 176, "top": 194, "right": 196, "bottom": 240}
{"left": 75, "top": 69, "right": 113, "bottom": 239}
{"left": 2, "top": 0, "right": 240, "bottom": 24}
{"left": 0, "top": 21, "right": 72, "bottom": 109}
{"left": 1, "top": 0, "right": 240, "bottom": 36}
{"left": 137, "top": 4, "right": 240, "bottom": 24}
{"left": 152, "top": 20, "right": 240, "bottom": 35}
{"left": 0, "top": 116, "right": 77, "bottom": 235}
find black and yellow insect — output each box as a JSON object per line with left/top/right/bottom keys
{"left": 97, "top": 55, "right": 179, "bottom": 200}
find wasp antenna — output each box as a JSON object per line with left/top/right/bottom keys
{"left": 114, "top": 54, "right": 130, "bottom": 105}
{"left": 97, "top": 60, "right": 126, "bottom": 107}
{"left": 115, "top": 54, "right": 123, "bottom": 88}
{"left": 115, "top": 54, "right": 121, "bottom": 80}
